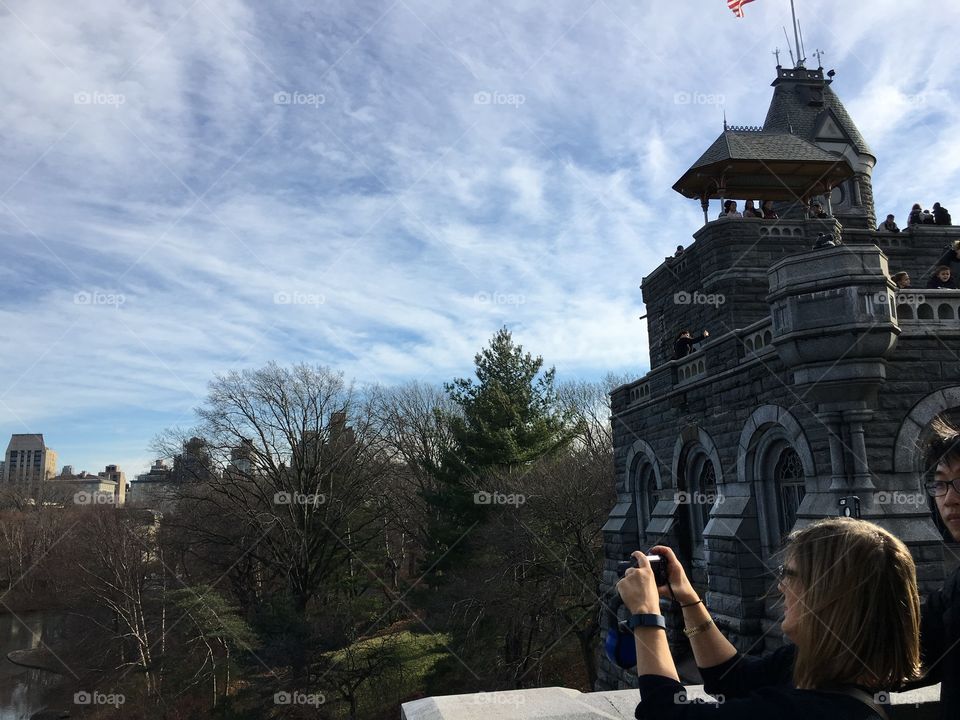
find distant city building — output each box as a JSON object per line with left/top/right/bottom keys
{"left": 172, "top": 437, "right": 214, "bottom": 483}
{"left": 53, "top": 464, "right": 128, "bottom": 506}
{"left": 227, "top": 438, "right": 255, "bottom": 477}
{"left": 128, "top": 459, "right": 175, "bottom": 509}
{"left": 129, "top": 437, "right": 214, "bottom": 510}
{"left": 2, "top": 434, "right": 58, "bottom": 484}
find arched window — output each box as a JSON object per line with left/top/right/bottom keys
{"left": 636, "top": 465, "right": 660, "bottom": 536}
{"left": 684, "top": 453, "right": 719, "bottom": 580}
{"left": 697, "top": 461, "right": 717, "bottom": 535}
{"left": 774, "top": 447, "right": 805, "bottom": 542}
{"left": 744, "top": 419, "right": 812, "bottom": 560}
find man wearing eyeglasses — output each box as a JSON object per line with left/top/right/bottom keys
{"left": 918, "top": 416, "right": 960, "bottom": 720}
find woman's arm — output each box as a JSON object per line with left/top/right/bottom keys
{"left": 616, "top": 551, "right": 679, "bottom": 682}
{"left": 648, "top": 545, "right": 737, "bottom": 668}
{"left": 634, "top": 625, "right": 679, "bottom": 681}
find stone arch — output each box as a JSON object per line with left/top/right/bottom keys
{"left": 672, "top": 425, "right": 724, "bottom": 489}
{"left": 671, "top": 426, "right": 724, "bottom": 582}
{"left": 737, "top": 405, "right": 815, "bottom": 484}
{"left": 625, "top": 438, "right": 664, "bottom": 541}
{"left": 737, "top": 405, "right": 816, "bottom": 558}
{"left": 893, "top": 386, "right": 960, "bottom": 473}
{"left": 625, "top": 438, "right": 663, "bottom": 492}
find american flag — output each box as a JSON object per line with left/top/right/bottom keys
{"left": 728, "top": 0, "right": 756, "bottom": 18}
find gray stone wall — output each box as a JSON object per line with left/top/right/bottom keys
{"left": 598, "top": 224, "right": 960, "bottom": 692}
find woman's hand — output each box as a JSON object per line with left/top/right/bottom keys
{"left": 649, "top": 545, "right": 699, "bottom": 605}
{"left": 615, "top": 551, "right": 662, "bottom": 615}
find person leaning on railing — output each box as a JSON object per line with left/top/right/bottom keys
{"left": 616, "top": 518, "right": 921, "bottom": 719}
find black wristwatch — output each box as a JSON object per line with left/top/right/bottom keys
{"left": 623, "top": 613, "right": 666, "bottom": 631}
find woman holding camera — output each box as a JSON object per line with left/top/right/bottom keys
{"left": 616, "top": 518, "right": 921, "bottom": 718}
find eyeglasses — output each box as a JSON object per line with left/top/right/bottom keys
{"left": 774, "top": 564, "right": 798, "bottom": 582}
{"left": 925, "top": 478, "right": 960, "bottom": 497}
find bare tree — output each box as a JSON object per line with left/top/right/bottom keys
{"left": 156, "top": 363, "right": 390, "bottom": 615}
{"left": 369, "top": 381, "right": 459, "bottom": 584}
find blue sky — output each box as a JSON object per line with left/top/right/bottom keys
{"left": 2, "top": 0, "right": 959, "bottom": 477}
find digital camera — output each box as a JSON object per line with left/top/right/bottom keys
{"left": 616, "top": 554, "right": 669, "bottom": 587}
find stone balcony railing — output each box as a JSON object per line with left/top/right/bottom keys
{"left": 401, "top": 684, "right": 941, "bottom": 719}
{"left": 615, "top": 284, "right": 960, "bottom": 413}
{"left": 897, "top": 289, "right": 960, "bottom": 330}
{"left": 616, "top": 317, "right": 774, "bottom": 413}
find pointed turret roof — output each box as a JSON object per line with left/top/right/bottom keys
{"left": 763, "top": 66, "right": 873, "bottom": 159}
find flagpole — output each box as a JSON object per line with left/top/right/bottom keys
{"left": 789, "top": 0, "right": 802, "bottom": 66}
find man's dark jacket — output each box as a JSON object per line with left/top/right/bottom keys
{"left": 918, "top": 498, "right": 960, "bottom": 720}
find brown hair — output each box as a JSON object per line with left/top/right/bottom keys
{"left": 785, "top": 518, "right": 921, "bottom": 692}
{"left": 923, "top": 415, "right": 960, "bottom": 473}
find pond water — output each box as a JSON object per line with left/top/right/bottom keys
{"left": 0, "top": 613, "right": 70, "bottom": 720}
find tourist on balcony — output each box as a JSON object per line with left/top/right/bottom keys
{"left": 922, "top": 209, "right": 937, "bottom": 225}
{"left": 917, "top": 416, "right": 960, "bottom": 720}
{"left": 807, "top": 201, "right": 828, "bottom": 219}
{"left": 879, "top": 214, "right": 901, "bottom": 232}
{"left": 933, "top": 202, "right": 952, "bottom": 226}
{"left": 909, "top": 203, "right": 923, "bottom": 226}
{"left": 937, "top": 241, "right": 960, "bottom": 275}
{"left": 761, "top": 200, "right": 778, "bottom": 219}
{"left": 927, "top": 266, "right": 957, "bottom": 289}
{"left": 672, "top": 329, "right": 709, "bottom": 360}
{"left": 893, "top": 272, "right": 911, "bottom": 289}
{"left": 742, "top": 200, "right": 763, "bottom": 218}
{"left": 618, "top": 519, "right": 920, "bottom": 720}
{"left": 719, "top": 200, "right": 742, "bottom": 218}
{"left": 674, "top": 245, "right": 685, "bottom": 258}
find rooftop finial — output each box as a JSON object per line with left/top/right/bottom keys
{"left": 772, "top": 47, "right": 781, "bottom": 67}
{"left": 813, "top": 48, "right": 825, "bottom": 69}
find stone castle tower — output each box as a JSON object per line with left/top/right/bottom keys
{"left": 597, "top": 63, "right": 960, "bottom": 690}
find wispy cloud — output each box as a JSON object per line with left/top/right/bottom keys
{"left": 2, "top": 0, "right": 959, "bottom": 475}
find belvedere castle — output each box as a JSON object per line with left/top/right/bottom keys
{"left": 598, "top": 61, "right": 960, "bottom": 690}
